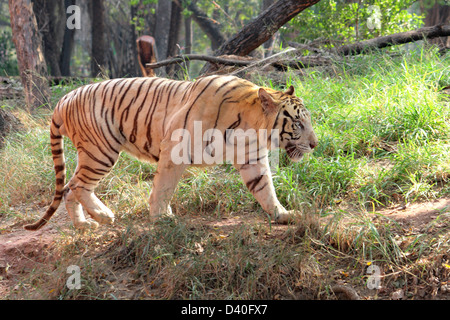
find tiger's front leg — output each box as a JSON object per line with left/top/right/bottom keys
{"left": 235, "top": 157, "right": 297, "bottom": 224}
{"left": 148, "top": 147, "right": 187, "bottom": 220}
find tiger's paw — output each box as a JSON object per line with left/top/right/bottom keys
{"left": 274, "top": 210, "right": 299, "bottom": 224}
{"left": 74, "top": 220, "right": 99, "bottom": 231}
{"left": 96, "top": 214, "right": 115, "bottom": 225}
{"left": 149, "top": 205, "right": 174, "bottom": 223}
{"left": 88, "top": 209, "right": 115, "bottom": 225}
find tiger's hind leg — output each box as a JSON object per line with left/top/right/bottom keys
{"left": 67, "top": 151, "right": 118, "bottom": 228}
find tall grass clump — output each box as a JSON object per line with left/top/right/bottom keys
{"left": 0, "top": 113, "right": 57, "bottom": 210}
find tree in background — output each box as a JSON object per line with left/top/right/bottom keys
{"left": 177, "top": 0, "right": 226, "bottom": 51}
{"left": 32, "top": 0, "right": 64, "bottom": 77}
{"left": 214, "top": 0, "right": 322, "bottom": 57}
{"left": 2, "top": 0, "right": 448, "bottom": 81}
{"left": 0, "top": 29, "right": 18, "bottom": 76}
{"left": 166, "top": 1, "right": 182, "bottom": 75}
{"left": 60, "top": 0, "right": 77, "bottom": 76}
{"left": 32, "top": 0, "right": 77, "bottom": 77}
{"left": 90, "top": 0, "right": 106, "bottom": 77}
{"left": 8, "top": 0, "right": 50, "bottom": 111}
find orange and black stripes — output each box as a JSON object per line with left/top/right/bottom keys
{"left": 24, "top": 112, "right": 67, "bottom": 231}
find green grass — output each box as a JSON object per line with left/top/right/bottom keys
{"left": 281, "top": 46, "right": 450, "bottom": 210}
{"left": 1, "top": 45, "right": 449, "bottom": 300}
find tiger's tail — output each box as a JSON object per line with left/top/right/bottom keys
{"left": 24, "top": 114, "right": 67, "bottom": 231}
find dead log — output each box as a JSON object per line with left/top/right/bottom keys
{"left": 0, "top": 86, "right": 23, "bottom": 99}
{"left": 335, "top": 24, "right": 450, "bottom": 56}
{"left": 0, "top": 77, "right": 23, "bottom": 99}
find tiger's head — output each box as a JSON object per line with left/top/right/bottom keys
{"left": 259, "top": 85, "right": 318, "bottom": 162}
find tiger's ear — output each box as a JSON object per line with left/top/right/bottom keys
{"left": 258, "top": 88, "right": 278, "bottom": 115}
{"left": 284, "top": 85, "right": 295, "bottom": 95}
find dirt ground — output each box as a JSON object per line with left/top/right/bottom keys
{"left": 1, "top": 197, "right": 449, "bottom": 300}
{"left": 0, "top": 206, "right": 68, "bottom": 298}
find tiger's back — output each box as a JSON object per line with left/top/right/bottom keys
{"left": 56, "top": 76, "right": 260, "bottom": 163}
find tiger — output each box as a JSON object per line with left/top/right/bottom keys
{"left": 24, "top": 75, "right": 318, "bottom": 231}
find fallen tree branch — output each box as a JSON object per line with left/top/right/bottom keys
{"left": 0, "top": 86, "right": 23, "bottom": 99}
{"left": 146, "top": 49, "right": 332, "bottom": 74}
{"left": 335, "top": 24, "right": 450, "bottom": 56}
{"left": 146, "top": 54, "right": 253, "bottom": 69}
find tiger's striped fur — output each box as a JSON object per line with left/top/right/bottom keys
{"left": 24, "top": 75, "right": 318, "bottom": 231}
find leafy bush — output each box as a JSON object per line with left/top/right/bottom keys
{"left": 286, "top": 0, "right": 424, "bottom": 45}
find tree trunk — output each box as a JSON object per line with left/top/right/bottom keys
{"left": 166, "top": 1, "right": 182, "bottom": 76}
{"left": 9, "top": 0, "right": 50, "bottom": 111}
{"left": 176, "top": 0, "right": 226, "bottom": 51}
{"left": 262, "top": 0, "right": 276, "bottom": 57}
{"left": 184, "top": 15, "right": 193, "bottom": 73}
{"left": 128, "top": 3, "right": 141, "bottom": 77}
{"left": 154, "top": 0, "right": 172, "bottom": 63}
{"left": 200, "top": 0, "right": 321, "bottom": 73}
{"left": 214, "top": 0, "right": 321, "bottom": 57}
{"left": 60, "top": 0, "right": 76, "bottom": 76}
{"left": 91, "top": 0, "right": 106, "bottom": 77}
{"left": 137, "top": 35, "right": 157, "bottom": 77}
{"left": 32, "top": 0, "right": 62, "bottom": 77}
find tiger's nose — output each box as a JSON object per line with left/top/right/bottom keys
{"left": 309, "top": 139, "right": 319, "bottom": 150}
{"left": 309, "top": 133, "right": 318, "bottom": 150}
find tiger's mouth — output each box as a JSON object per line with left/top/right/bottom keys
{"left": 285, "top": 145, "right": 304, "bottom": 162}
